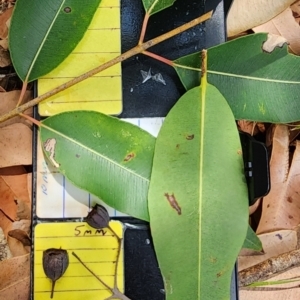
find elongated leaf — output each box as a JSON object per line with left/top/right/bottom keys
{"left": 148, "top": 85, "right": 249, "bottom": 299}
{"left": 142, "top": 0, "right": 176, "bottom": 15}
{"left": 174, "top": 33, "right": 300, "bottom": 123}
{"left": 9, "top": 0, "right": 101, "bottom": 82}
{"left": 242, "top": 226, "right": 263, "bottom": 251}
{"left": 39, "top": 111, "right": 155, "bottom": 221}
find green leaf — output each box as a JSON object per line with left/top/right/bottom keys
{"left": 148, "top": 85, "right": 249, "bottom": 299}
{"left": 142, "top": 0, "right": 176, "bottom": 15}
{"left": 40, "top": 111, "right": 155, "bottom": 221}
{"left": 9, "top": 0, "right": 101, "bottom": 82}
{"left": 242, "top": 225, "right": 263, "bottom": 251}
{"left": 174, "top": 33, "right": 300, "bottom": 123}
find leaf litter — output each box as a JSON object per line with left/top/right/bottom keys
{"left": 227, "top": 2, "right": 300, "bottom": 297}
{"left": 0, "top": 2, "right": 32, "bottom": 298}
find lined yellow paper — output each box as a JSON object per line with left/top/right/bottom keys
{"left": 34, "top": 221, "right": 124, "bottom": 300}
{"left": 38, "top": 0, "right": 122, "bottom": 116}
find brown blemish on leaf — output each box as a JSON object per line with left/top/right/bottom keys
{"left": 186, "top": 134, "right": 194, "bottom": 140}
{"left": 289, "top": 215, "right": 294, "bottom": 219}
{"left": 64, "top": 7, "right": 71, "bottom": 13}
{"left": 237, "top": 149, "right": 242, "bottom": 155}
{"left": 76, "top": 154, "right": 80, "bottom": 158}
{"left": 209, "top": 256, "right": 217, "bottom": 263}
{"left": 124, "top": 152, "right": 135, "bottom": 162}
{"left": 176, "top": 144, "right": 180, "bottom": 149}
{"left": 267, "top": 204, "right": 270, "bottom": 208}
{"left": 287, "top": 197, "right": 293, "bottom": 203}
{"left": 43, "top": 138, "right": 60, "bottom": 168}
{"left": 164, "top": 193, "right": 181, "bottom": 215}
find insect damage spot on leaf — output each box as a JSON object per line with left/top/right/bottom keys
{"left": 64, "top": 7, "right": 71, "bottom": 13}
{"left": 164, "top": 193, "right": 182, "bottom": 215}
{"left": 186, "top": 134, "right": 194, "bottom": 140}
{"left": 262, "top": 34, "right": 287, "bottom": 53}
{"left": 124, "top": 152, "right": 135, "bottom": 162}
{"left": 43, "top": 138, "right": 60, "bottom": 168}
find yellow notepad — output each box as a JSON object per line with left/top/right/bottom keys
{"left": 38, "top": 0, "right": 122, "bottom": 116}
{"left": 34, "top": 221, "right": 124, "bottom": 300}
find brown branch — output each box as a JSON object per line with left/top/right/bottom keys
{"left": 0, "top": 10, "right": 212, "bottom": 124}
{"left": 239, "top": 248, "right": 300, "bottom": 287}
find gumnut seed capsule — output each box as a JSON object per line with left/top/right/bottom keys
{"left": 86, "top": 204, "right": 110, "bottom": 228}
{"left": 42, "top": 248, "right": 69, "bottom": 298}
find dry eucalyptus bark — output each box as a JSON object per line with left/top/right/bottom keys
{"left": 239, "top": 248, "right": 300, "bottom": 286}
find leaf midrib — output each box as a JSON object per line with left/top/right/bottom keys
{"left": 25, "top": 0, "right": 66, "bottom": 82}
{"left": 208, "top": 70, "right": 300, "bottom": 84}
{"left": 41, "top": 124, "right": 150, "bottom": 184}
{"left": 198, "top": 83, "right": 207, "bottom": 296}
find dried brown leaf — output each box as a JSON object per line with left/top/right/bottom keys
{"left": 249, "top": 198, "right": 261, "bottom": 215}
{"left": 0, "top": 91, "right": 32, "bottom": 128}
{"left": 0, "top": 210, "right": 12, "bottom": 237}
{"left": 15, "top": 199, "right": 30, "bottom": 220}
{"left": 292, "top": 0, "right": 300, "bottom": 22}
{"left": 0, "top": 48, "right": 10, "bottom": 67}
{"left": 7, "top": 229, "right": 30, "bottom": 257}
{"left": 253, "top": 7, "right": 300, "bottom": 55}
{"left": 11, "top": 219, "right": 30, "bottom": 236}
{"left": 0, "top": 253, "right": 30, "bottom": 300}
{"left": 0, "top": 123, "right": 32, "bottom": 167}
{"left": 0, "top": 6, "right": 12, "bottom": 57}
{"left": 1, "top": 173, "right": 31, "bottom": 207}
{"left": 238, "top": 120, "right": 265, "bottom": 136}
{"left": 257, "top": 125, "right": 300, "bottom": 234}
{"left": 0, "top": 166, "right": 27, "bottom": 176}
{"left": 0, "top": 6, "right": 12, "bottom": 39}
{"left": 0, "top": 176, "right": 17, "bottom": 221}
{"left": 238, "top": 120, "right": 259, "bottom": 135}
{"left": 227, "top": 0, "right": 295, "bottom": 37}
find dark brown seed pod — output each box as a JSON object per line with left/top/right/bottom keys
{"left": 42, "top": 248, "right": 69, "bottom": 298}
{"left": 86, "top": 204, "right": 110, "bottom": 229}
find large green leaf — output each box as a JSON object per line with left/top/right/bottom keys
{"left": 148, "top": 85, "right": 249, "bottom": 299}
{"left": 142, "top": 0, "right": 176, "bottom": 15}
{"left": 9, "top": 0, "right": 101, "bottom": 82}
{"left": 174, "top": 33, "right": 300, "bottom": 123}
{"left": 39, "top": 111, "right": 155, "bottom": 221}
{"left": 242, "top": 225, "right": 263, "bottom": 251}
